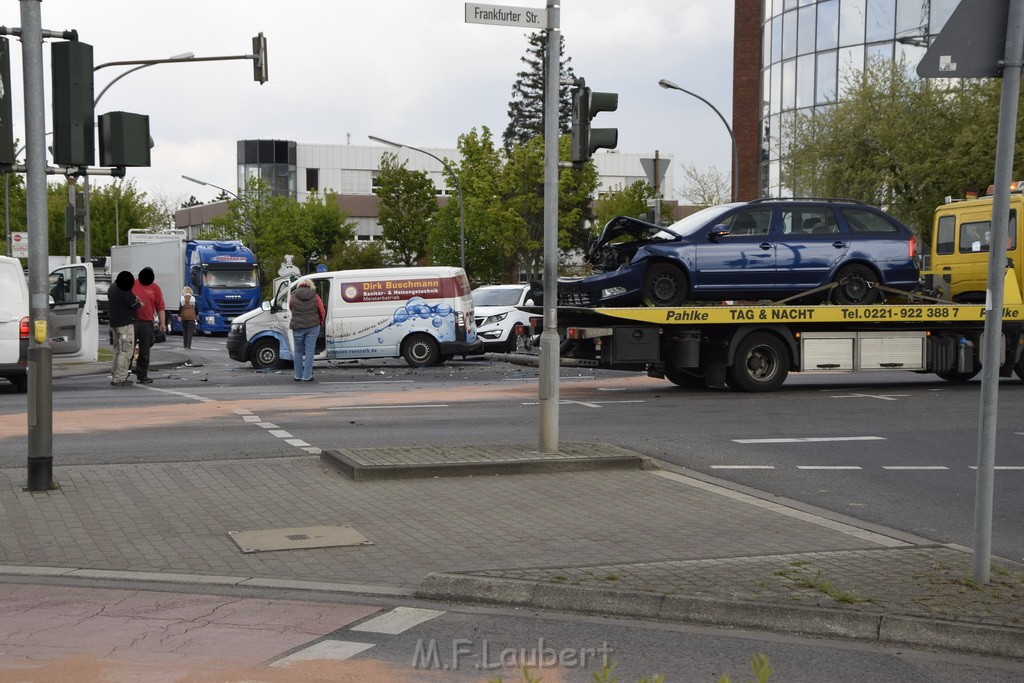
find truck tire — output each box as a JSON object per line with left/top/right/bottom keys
{"left": 402, "top": 333, "right": 440, "bottom": 368}
{"left": 664, "top": 366, "right": 706, "bottom": 389}
{"left": 643, "top": 263, "right": 689, "bottom": 307}
{"left": 726, "top": 332, "right": 789, "bottom": 392}
{"left": 250, "top": 338, "right": 282, "bottom": 370}
{"left": 832, "top": 264, "right": 881, "bottom": 305}
{"left": 937, "top": 368, "right": 980, "bottom": 383}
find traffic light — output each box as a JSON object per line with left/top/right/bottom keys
{"left": 571, "top": 78, "right": 618, "bottom": 165}
{"left": 64, "top": 192, "right": 85, "bottom": 240}
{"left": 51, "top": 40, "right": 95, "bottom": 167}
{"left": 0, "top": 38, "right": 14, "bottom": 166}
{"left": 252, "top": 33, "right": 268, "bottom": 84}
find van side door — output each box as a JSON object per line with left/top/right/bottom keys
{"left": 47, "top": 262, "right": 98, "bottom": 362}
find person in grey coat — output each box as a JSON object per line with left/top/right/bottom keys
{"left": 107, "top": 271, "right": 141, "bottom": 386}
{"left": 288, "top": 280, "right": 324, "bottom": 382}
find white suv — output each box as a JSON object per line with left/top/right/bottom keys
{"left": 471, "top": 284, "right": 536, "bottom": 353}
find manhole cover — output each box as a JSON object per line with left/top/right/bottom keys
{"left": 228, "top": 525, "right": 372, "bottom": 553}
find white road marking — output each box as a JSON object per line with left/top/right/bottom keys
{"left": 284, "top": 438, "right": 310, "bottom": 447}
{"left": 270, "top": 640, "right": 374, "bottom": 667}
{"left": 349, "top": 607, "right": 446, "bottom": 634}
{"left": 969, "top": 466, "right": 1024, "bottom": 470}
{"left": 138, "top": 385, "right": 215, "bottom": 402}
{"left": 242, "top": 415, "right": 261, "bottom": 422}
{"left": 322, "top": 380, "right": 414, "bottom": 385}
{"left": 256, "top": 422, "right": 279, "bottom": 429}
{"left": 829, "top": 393, "right": 908, "bottom": 401}
{"left": 268, "top": 429, "right": 293, "bottom": 438}
{"left": 520, "top": 400, "right": 645, "bottom": 408}
{"left": 732, "top": 436, "right": 884, "bottom": 444}
{"left": 328, "top": 404, "right": 449, "bottom": 410}
{"left": 710, "top": 465, "right": 776, "bottom": 469}
{"left": 797, "top": 466, "right": 862, "bottom": 470}
{"left": 882, "top": 466, "right": 949, "bottom": 470}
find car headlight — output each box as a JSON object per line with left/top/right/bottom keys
{"left": 601, "top": 287, "right": 628, "bottom": 299}
{"left": 483, "top": 312, "right": 509, "bottom": 325}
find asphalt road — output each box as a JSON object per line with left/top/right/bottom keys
{"left": 2, "top": 331, "right": 1022, "bottom": 565}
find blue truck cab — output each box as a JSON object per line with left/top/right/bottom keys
{"left": 182, "top": 241, "right": 262, "bottom": 334}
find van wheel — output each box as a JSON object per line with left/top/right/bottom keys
{"left": 12, "top": 374, "right": 28, "bottom": 393}
{"left": 726, "top": 332, "right": 789, "bottom": 392}
{"left": 251, "top": 338, "right": 281, "bottom": 369}
{"left": 402, "top": 333, "right": 440, "bottom": 368}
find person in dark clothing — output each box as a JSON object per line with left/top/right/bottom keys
{"left": 108, "top": 271, "right": 141, "bottom": 386}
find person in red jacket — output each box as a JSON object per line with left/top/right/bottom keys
{"left": 131, "top": 266, "right": 166, "bottom": 384}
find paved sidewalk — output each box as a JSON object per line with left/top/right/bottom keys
{"left": 3, "top": 353, "right": 1021, "bottom": 661}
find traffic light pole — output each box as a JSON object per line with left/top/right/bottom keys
{"left": 539, "top": 0, "right": 560, "bottom": 453}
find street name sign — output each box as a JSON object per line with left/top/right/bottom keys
{"left": 465, "top": 3, "right": 546, "bottom": 29}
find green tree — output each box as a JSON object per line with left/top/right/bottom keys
{"left": 328, "top": 239, "right": 389, "bottom": 271}
{"left": 595, "top": 180, "right": 655, "bottom": 229}
{"left": 502, "top": 30, "right": 577, "bottom": 155}
{"left": 44, "top": 178, "right": 163, "bottom": 257}
{"left": 785, "top": 58, "right": 1007, "bottom": 240}
{"left": 376, "top": 152, "right": 437, "bottom": 266}
{"left": 0, "top": 172, "right": 26, "bottom": 256}
{"left": 428, "top": 127, "right": 518, "bottom": 284}
{"left": 678, "top": 163, "right": 730, "bottom": 207}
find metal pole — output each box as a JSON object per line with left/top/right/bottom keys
{"left": 20, "top": 0, "right": 53, "bottom": 490}
{"left": 973, "top": 0, "right": 1024, "bottom": 586}
{"left": 658, "top": 79, "right": 739, "bottom": 202}
{"left": 539, "top": 0, "right": 560, "bottom": 453}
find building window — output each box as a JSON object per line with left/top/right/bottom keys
{"left": 306, "top": 168, "right": 319, "bottom": 193}
{"left": 866, "top": 0, "right": 896, "bottom": 42}
{"left": 840, "top": 0, "right": 866, "bottom": 47}
{"left": 817, "top": 0, "right": 839, "bottom": 50}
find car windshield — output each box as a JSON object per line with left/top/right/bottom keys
{"left": 203, "top": 267, "right": 259, "bottom": 288}
{"left": 473, "top": 288, "right": 524, "bottom": 307}
{"left": 664, "top": 203, "right": 745, "bottom": 237}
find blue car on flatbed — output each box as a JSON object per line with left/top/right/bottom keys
{"left": 559, "top": 198, "right": 920, "bottom": 307}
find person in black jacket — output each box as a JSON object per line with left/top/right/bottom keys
{"left": 108, "top": 270, "right": 141, "bottom": 386}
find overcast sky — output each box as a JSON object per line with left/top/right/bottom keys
{"left": 6, "top": 0, "right": 734, "bottom": 209}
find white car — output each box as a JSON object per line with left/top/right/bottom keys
{"left": 471, "top": 284, "right": 536, "bottom": 353}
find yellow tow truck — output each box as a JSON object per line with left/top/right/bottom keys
{"left": 509, "top": 188, "right": 1024, "bottom": 392}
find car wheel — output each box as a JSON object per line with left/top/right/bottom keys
{"left": 643, "top": 263, "right": 689, "bottom": 307}
{"left": 832, "top": 264, "right": 881, "bottom": 305}
{"left": 250, "top": 338, "right": 281, "bottom": 370}
{"left": 402, "top": 333, "right": 440, "bottom": 368}
{"left": 726, "top": 332, "right": 789, "bottom": 392}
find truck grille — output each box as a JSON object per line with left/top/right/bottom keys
{"left": 217, "top": 301, "right": 255, "bottom": 315}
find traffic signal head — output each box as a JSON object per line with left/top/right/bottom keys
{"left": 571, "top": 80, "right": 618, "bottom": 165}
{"left": 252, "top": 33, "right": 268, "bottom": 84}
{"left": 51, "top": 40, "right": 95, "bottom": 167}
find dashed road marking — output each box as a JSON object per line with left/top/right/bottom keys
{"left": 350, "top": 607, "right": 446, "bottom": 634}
{"left": 829, "top": 393, "right": 908, "bottom": 401}
{"left": 732, "top": 436, "right": 884, "bottom": 444}
{"left": 328, "top": 404, "right": 449, "bottom": 410}
{"left": 710, "top": 465, "right": 776, "bottom": 469}
{"left": 883, "top": 466, "right": 949, "bottom": 470}
{"left": 797, "top": 465, "right": 862, "bottom": 470}
{"left": 137, "top": 385, "right": 215, "bottom": 402}
{"left": 270, "top": 640, "right": 374, "bottom": 667}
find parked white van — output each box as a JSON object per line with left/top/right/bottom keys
{"left": 0, "top": 255, "right": 99, "bottom": 392}
{"left": 227, "top": 266, "right": 482, "bottom": 369}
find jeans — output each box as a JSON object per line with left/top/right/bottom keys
{"left": 133, "top": 321, "right": 153, "bottom": 380}
{"left": 292, "top": 326, "right": 318, "bottom": 380}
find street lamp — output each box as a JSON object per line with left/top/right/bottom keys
{"left": 181, "top": 174, "right": 250, "bottom": 246}
{"left": 658, "top": 78, "right": 739, "bottom": 202}
{"left": 368, "top": 135, "right": 465, "bottom": 271}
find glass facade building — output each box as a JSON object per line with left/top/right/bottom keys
{"left": 237, "top": 139, "right": 297, "bottom": 197}
{"left": 757, "top": 0, "right": 958, "bottom": 197}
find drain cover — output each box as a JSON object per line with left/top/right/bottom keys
{"left": 228, "top": 525, "right": 372, "bottom": 553}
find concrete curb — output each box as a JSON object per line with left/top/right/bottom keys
{"left": 416, "top": 573, "right": 1024, "bottom": 660}
{"left": 320, "top": 449, "right": 645, "bottom": 481}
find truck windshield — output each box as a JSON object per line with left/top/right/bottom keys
{"left": 203, "top": 267, "right": 259, "bottom": 288}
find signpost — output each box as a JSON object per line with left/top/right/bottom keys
{"left": 466, "top": 1, "right": 560, "bottom": 453}
{"left": 464, "top": 3, "right": 545, "bottom": 29}
{"left": 10, "top": 231, "right": 27, "bottom": 258}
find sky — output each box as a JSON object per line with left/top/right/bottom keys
{"left": 5, "top": 0, "right": 735, "bottom": 209}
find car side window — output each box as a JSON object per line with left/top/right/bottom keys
{"left": 841, "top": 207, "right": 900, "bottom": 233}
{"left": 935, "top": 215, "right": 955, "bottom": 255}
{"left": 723, "top": 208, "right": 772, "bottom": 236}
{"left": 781, "top": 207, "right": 839, "bottom": 235}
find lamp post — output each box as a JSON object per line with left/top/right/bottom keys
{"left": 181, "top": 174, "right": 250, "bottom": 246}
{"left": 658, "top": 78, "right": 739, "bottom": 202}
{"left": 368, "top": 135, "right": 465, "bottom": 271}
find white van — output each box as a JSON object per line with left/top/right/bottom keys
{"left": 0, "top": 255, "right": 99, "bottom": 392}
{"left": 227, "top": 266, "right": 482, "bottom": 369}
